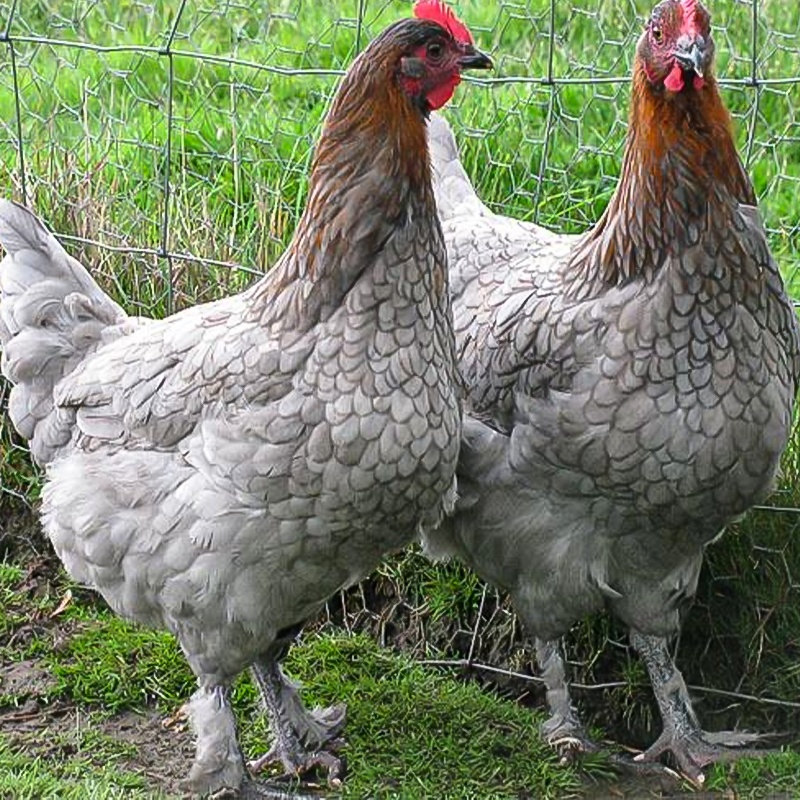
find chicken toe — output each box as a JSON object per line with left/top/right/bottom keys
{"left": 634, "top": 726, "right": 771, "bottom": 785}
{"left": 249, "top": 660, "right": 346, "bottom": 786}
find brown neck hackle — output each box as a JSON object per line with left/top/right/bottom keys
{"left": 248, "top": 20, "right": 442, "bottom": 327}
{"left": 565, "top": 53, "right": 755, "bottom": 299}
{"left": 626, "top": 63, "right": 752, "bottom": 206}
{"left": 308, "top": 34, "right": 432, "bottom": 216}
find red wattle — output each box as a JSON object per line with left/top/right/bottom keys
{"left": 664, "top": 64, "right": 685, "bottom": 92}
{"left": 427, "top": 75, "right": 461, "bottom": 110}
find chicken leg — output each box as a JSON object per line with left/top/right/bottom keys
{"left": 630, "top": 631, "right": 769, "bottom": 784}
{"left": 183, "top": 685, "right": 247, "bottom": 795}
{"left": 535, "top": 637, "right": 599, "bottom": 759}
{"left": 248, "top": 659, "right": 346, "bottom": 786}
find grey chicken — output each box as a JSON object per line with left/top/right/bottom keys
{"left": 0, "top": 4, "right": 491, "bottom": 795}
{"left": 424, "top": 0, "right": 800, "bottom": 783}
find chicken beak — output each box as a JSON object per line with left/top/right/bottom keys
{"left": 673, "top": 41, "right": 706, "bottom": 79}
{"left": 458, "top": 47, "right": 493, "bottom": 71}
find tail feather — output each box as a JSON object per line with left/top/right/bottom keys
{"left": 0, "top": 200, "right": 130, "bottom": 464}
{"left": 428, "top": 112, "right": 488, "bottom": 222}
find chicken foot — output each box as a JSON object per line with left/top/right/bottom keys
{"left": 248, "top": 660, "right": 346, "bottom": 787}
{"left": 630, "top": 631, "right": 771, "bottom": 785}
{"left": 535, "top": 638, "right": 599, "bottom": 759}
{"left": 183, "top": 685, "right": 247, "bottom": 796}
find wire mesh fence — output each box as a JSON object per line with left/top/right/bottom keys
{"left": 2, "top": 1, "right": 800, "bottom": 302}
{"left": 1, "top": 0, "right": 800, "bottom": 737}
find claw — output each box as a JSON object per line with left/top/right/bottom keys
{"left": 248, "top": 744, "right": 281, "bottom": 776}
{"left": 633, "top": 727, "right": 775, "bottom": 786}
{"left": 546, "top": 728, "right": 600, "bottom": 764}
{"left": 541, "top": 709, "right": 600, "bottom": 763}
{"left": 235, "top": 779, "right": 330, "bottom": 800}
{"left": 629, "top": 633, "right": 776, "bottom": 787}
{"left": 249, "top": 739, "right": 345, "bottom": 785}
{"left": 609, "top": 752, "right": 682, "bottom": 783}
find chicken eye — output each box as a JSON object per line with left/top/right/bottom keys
{"left": 652, "top": 26, "right": 663, "bottom": 43}
{"left": 427, "top": 41, "right": 444, "bottom": 61}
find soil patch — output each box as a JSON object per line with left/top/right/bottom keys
{"left": 1, "top": 696, "right": 195, "bottom": 798}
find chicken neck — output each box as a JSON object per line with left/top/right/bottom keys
{"left": 247, "top": 38, "right": 441, "bottom": 332}
{"left": 565, "top": 67, "right": 755, "bottom": 299}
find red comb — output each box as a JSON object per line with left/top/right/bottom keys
{"left": 413, "top": 0, "right": 474, "bottom": 45}
{"left": 680, "top": 0, "right": 701, "bottom": 36}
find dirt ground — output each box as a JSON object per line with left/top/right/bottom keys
{"left": 1, "top": 507, "right": 796, "bottom": 800}
{"left": 0, "top": 660, "right": 195, "bottom": 798}
{"left": 0, "top": 663, "right": 336, "bottom": 799}
{"left": 0, "top": 656, "right": 742, "bottom": 800}
{"left": 2, "top": 658, "right": 779, "bottom": 800}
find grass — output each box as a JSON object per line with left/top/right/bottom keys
{"left": 0, "top": 560, "right": 612, "bottom": 799}
{"left": 1, "top": 0, "right": 800, "bottom": 796}
{"left": 0, "top": 735, "right": 161, "bottom": 800}
{"left": 2, "top": 557, "right": 800, "bottom": 797}
{"left": 705, "top": 753, "right": 800, "bottom": 799}
{"left": 0, "top": 1, "right": 799, "bottom": 296}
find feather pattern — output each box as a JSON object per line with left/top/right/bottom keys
{"left": 425, "top": 2, "right": 800, "bottom": 769}
{"left": 425, "top": 60, "right": 800, "bottom": 641}
{"left": 0, "top": 13, "right": 477, "bottom": 793}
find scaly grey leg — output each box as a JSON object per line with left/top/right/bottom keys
{"left": 535, "top": 637, "right": 599, "bottom": 759}
{"left": 631, "top": 631, "right": 769, "bottom": 785}
{"left": 248, "top": 659, "right": 346, "bottom": 787}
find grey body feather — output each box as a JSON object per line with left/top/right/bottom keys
{"left": 425, "top": 111, "right": 800, "bottom": 642}
{"left": 0, "top": 121, "right": 460, "bottom": 790}
{"left": 0, "top": 16, "right": 484, "bottom": 790}
{"left": 0, "top": 198, "right": 459, "bottom": 680}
